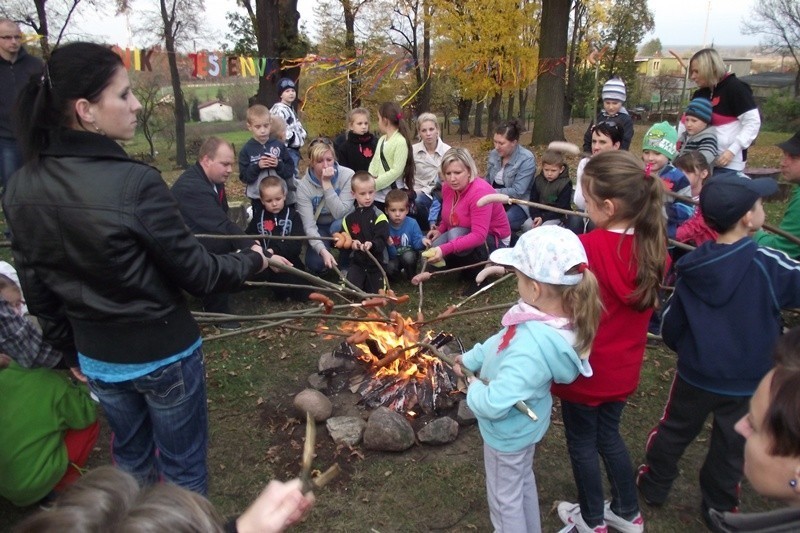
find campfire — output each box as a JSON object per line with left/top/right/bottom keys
{"left": 333, "top": 313, "right": 462, "bottom": 416}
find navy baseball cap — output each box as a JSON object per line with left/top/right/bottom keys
{"left": 700, "top": 173, "right": 778, "bottom": 231}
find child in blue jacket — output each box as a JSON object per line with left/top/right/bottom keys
{"left": 454, "top": 226, "right": 601, "bottom": 532}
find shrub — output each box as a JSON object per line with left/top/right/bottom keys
{"left": 761, "top": 93, "right": 800, "bottom": 132}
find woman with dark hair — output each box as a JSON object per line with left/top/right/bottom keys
{"left": 682, "top": 48, "right": 760, "bottom": 176}
{"left": 568, "top": 120, "right": 624, "bottom": 234}
{"left": 368, "top": 102, "right": 415, "bottom": 210}
{"left": 3, "top": 42, "right": 269, "bottom": 496}
{"left": 485, "top": 119, "right": 536, "bottom": 233}
{"left": 708, "top": 327, "right": 800, "bottom": 531}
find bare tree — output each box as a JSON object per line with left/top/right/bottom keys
{"left": 132, "top": 72, "right": 172, "bottom": 160}
{"left": 2, "top": 0, "right": 89, "bottom": 57}
{"left": 386, "top": 0, "right": 432, "bottom": 112}
{"left": 742, "top": 0, "right": 800, "bottom": 96}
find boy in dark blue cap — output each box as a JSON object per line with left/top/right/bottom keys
{"left": 270, "top": 77, "right": 307, "bottom": 175}
{"left": 637, "top": 172, "right": 800, "bottom": 530}
{"left": 677, "top": 96, "right": 718, "bottom": 166}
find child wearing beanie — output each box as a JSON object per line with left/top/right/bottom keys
{"left": 677, "top": 97, "right": 718, "bottom": 166}
{"left": 270, "top": 77, "right": 307, "bottom": 176}
{"left": 642, "top": 122, "right": 694, "bottom": 239}
{"left": 582, "top": 76, "right": 634, "bottom": 152}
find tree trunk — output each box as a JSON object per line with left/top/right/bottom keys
{"left": 487, "top": 92, "right": 502, "bottom": 138}
{"left": 32, "top": 0, "right": 51, "bottom": 58}
{"left": 474, "top": 100, "right": 485, "bottom": 138}
{"left": 416, "top": 0, "right": 432, "bottom": 113}
{"left": 457, "top": 98, "right": 472, "bottom": 135}
{"left": 160, "top": 0, "right": 187, "bottom": 168}
{"left": 342, "top": 0, "right": 360, "bottom": 107}
{"left": 795, "top": 69, "right": 800, "bottom": 98}
{"left": 518, "top": 87, "right": 528, "bottom": 124}
{"left": 506, "top": 92, "right": 515, "bottom": 121}
{"left": 253, "top": 0, "right": 280, "bottom": 106}
{"left": 533, "top": 0, "right": 569, "bottom": 144}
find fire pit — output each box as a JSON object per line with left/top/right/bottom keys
{"left": 333, "top": 314, "right": 463, "bottom": 416}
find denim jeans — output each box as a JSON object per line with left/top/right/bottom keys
{"left": 305, "top": 219, "right": 345, "bottom": 273}
{"left": 0, "top": 137, "right": 22, "bottom": 194}
{"left": 414, "top": 193, "right": 433, "bottom": 231}
{"left": 505, "top": 204, "right": 529, "bottom": 232}
{"left": 87, "top": 348, "right": 209, "bottom": 495}
{"left": 561, "top": 399, "right": 639, "bottom": 527}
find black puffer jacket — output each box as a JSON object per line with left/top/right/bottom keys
{"left": 3, "top": 129, "right": 262, "bottom": 367}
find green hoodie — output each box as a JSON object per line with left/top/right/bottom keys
{"left": 0, "top": 362, "right": 96, "bottom": 506}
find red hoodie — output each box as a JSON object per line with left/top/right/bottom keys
{"left": 552, "top": 229, "right": 653, "bottom": 405}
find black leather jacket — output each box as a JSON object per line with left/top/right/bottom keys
{"left": 3, "top": 129, "right": 262, "bottom": 367}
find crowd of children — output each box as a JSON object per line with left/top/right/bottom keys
{"left": 8, "top": 68, "right": 800, "bottom": 533}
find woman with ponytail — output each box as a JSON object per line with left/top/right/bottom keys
{"left": 368, "top": 102, "right": 414, "bottom": 210}
{"left": 3, "top": 42, "right": 269, "bottom": 496}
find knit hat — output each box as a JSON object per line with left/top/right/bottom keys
{"left": 277, "top": 77, "right": 296, "bottom": 96}
{"left": 700, "top": 173, "right": 778, "bottom": 231}
{"left": 685, "top": 97, "right": 713, "bottom": 124}
{"left": 601, "top": 78, "right": 626, "bottom": 102}
{"left": 489, "top": 226, "right": 588, "bottom": 286}
{"left": 642, "top": 122, "right": 678, "bottom": 160}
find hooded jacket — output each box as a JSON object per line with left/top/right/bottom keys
{"left": 2, "top": 129, "right": 263, "bottom": 367}
{"left": 662, "top": 238, "right": 800, "bottom": 395}
{"left": 295, "top": 164, "right": 355, "bottom": 254}
{"left": 0, "top": 47, "right": 43, "bottom": 139}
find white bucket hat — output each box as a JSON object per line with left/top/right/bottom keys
{"left": 489, "top": 226, "right": 588, "bottom": 285}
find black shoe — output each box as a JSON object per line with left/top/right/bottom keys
{"left": 217, "top": 321, "right": 242, "bottom": 331}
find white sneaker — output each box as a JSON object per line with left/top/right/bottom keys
{"left": 603, "top": 500, "right": 644, "bottom": 533}
{"left": 557, "top": 501, "right": 609, "bottom": 533}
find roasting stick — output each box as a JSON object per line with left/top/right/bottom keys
{"left": 418, "top": 342, "right": 538, "bottom": 422}
{"left": 661, "top": 189, "right": 800, "bottom": 247}
{"left": 420, "top": 302, "right": 517, "bottom": 326}
{"left": 477, "top": 193, "right": 696, "bottom": 252}
{"left": 299, "top": 412, "right": 341, "bottom": 493}
{"left": 434, "top": 273, "right": 515, "bottom": 320}
{"left": 196, "top": 233, "right": 338, "bottom": 243}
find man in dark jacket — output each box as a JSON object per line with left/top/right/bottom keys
{"left": 0, "top": 19, "right": 42, "bottom": 191}
{"left": 171, "top": 137, "right": 255, "bottom": 329}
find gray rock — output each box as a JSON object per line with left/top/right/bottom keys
{"left": 326, "top": 416, "right": 366, "bottom": 446}
{"left": 417, "top": 417, "right": 459, "bottom": 445}
{"left": 318, "top": 351, "right": 348, "bottom": 373}
{"left": 293, "top": 388, "right": 333, "bottom": 422}
{"left": 307, "top": 373, "right": 329, "bottom": 391}
{"left": 363, "top": 407, "right": 415, "bottom": 451}
{"left": 456, "top": 400, "right": 477, "bottom": 426}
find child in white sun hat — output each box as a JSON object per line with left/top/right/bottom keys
{"left": 454, "top": 225, "right": 602, "bottom": 533}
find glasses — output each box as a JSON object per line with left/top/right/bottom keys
{"left": 0, "top": 35, "right": 23, "bottom": 41}
{"left": 592, "top": 120, "right": 622, "bottom": 134}
{"left": 309, "top": 137, "right": 333, "bottom": 148}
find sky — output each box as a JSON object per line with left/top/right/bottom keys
{"left": 66, "top": 0, "right": 762, "bottom": 51}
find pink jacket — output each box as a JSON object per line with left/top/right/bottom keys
{"left": 437, "top": 178, "right": 511, "bottom": 256}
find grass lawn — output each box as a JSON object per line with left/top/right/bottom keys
{"left": 0, "top": 123, "right": 796, "bottom": 532}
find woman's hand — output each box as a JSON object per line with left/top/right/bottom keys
{"left": 426, "top": 229, "right": 440, "bottom": 242}
{"left": 235, "top": 478, "right": 314, "bottom": 533}
{"left": 321, "top": 166, "right": 335, "bottom": 181}
{"left": 452, "top": 354, "right": 465, "bottom": 378}
{"left": 423, "top": 246, "right": 443, "bottom": 265}
{"left": 715, "top": 149, "right": 735, "bottom": 168}
{"left": 422, "top": 237, "right": 432, "bottom": 248}
{"left": 320, "top": 249, "right": 337, "bottom": 269}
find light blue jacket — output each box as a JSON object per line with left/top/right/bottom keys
{"left": 462, "top": 320, "right": 583, "bottom": 452}
{"left": 485, "top": 144, "right": 537, "bottom": 201}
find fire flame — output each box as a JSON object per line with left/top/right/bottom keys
{"left": 341, "top": 314, "right": 437, "bottom": 380}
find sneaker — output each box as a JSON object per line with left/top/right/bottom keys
{"left": 557, "top": 501, "right": 608, "bottom": 533}
{"left": 217, "top": 321, "right": 242, "bottom": 331}
{"left": 603, "top": 501, "right": 644, "bottom": 533}
{"left": 636, "top": 464, "right": 664, "bottom": 507}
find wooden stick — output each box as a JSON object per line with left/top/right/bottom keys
{"left": 196, "top": 233, "right": 337, "bottom": 242}
{"left": 424, "top": 260, "right": 491, "bottom": 277}
{"left": 663, "top": 189, "right": 800, "bottom": 247}
{"left": 419, "top": 302, "right": 516, "bottom": 326}
{"left": 282, "top": 325, "right": 351, "bottom": 337}
{"left": 202, "top": 318, "right": 295, "bottom": 342}
{"left": 478, "top": 193, "right": 695, "bottom": 251}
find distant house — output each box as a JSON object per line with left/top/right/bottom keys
{"left": 635, "top": 55, "right": 752, "bottom": 78}
{"left": 198, "top": 100, "right": 233, "bottom": 122}
{"left": 739, "top": 72, "right": 796, "bottom": 101}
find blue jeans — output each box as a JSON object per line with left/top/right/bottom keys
{"left": 87, "top": 348, "right": 209, "bottom": 495}
{"left": 506, "top": 204, "right": 528, "bottom": 232}
{"left": 287, "top": 147, "right": 301, "bottom": 179}
{"left": 561, "top": 400, "right": 639, "bottom": 527}
{"left": 0, "top": 137, "right": 22, "bottom": 193}
{"left": 305, "top": 219, "right": 345, "bottom": 273}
